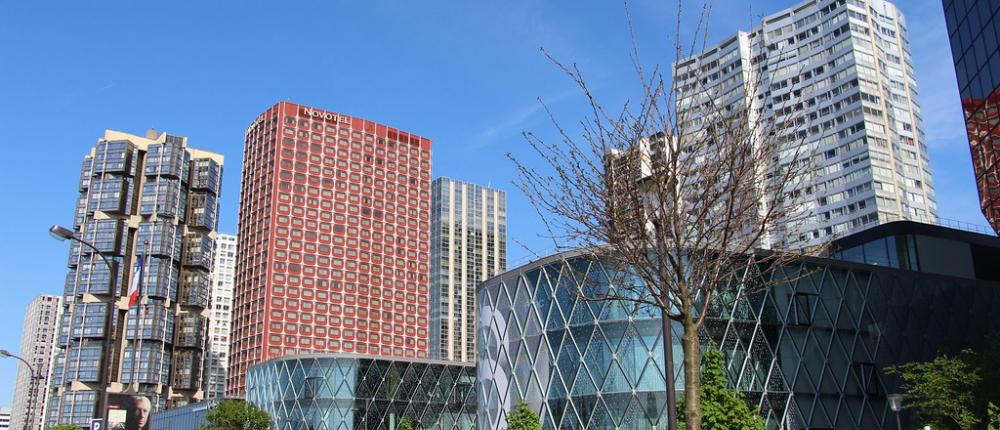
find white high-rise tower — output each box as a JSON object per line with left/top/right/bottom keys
{"left": 675, "top": 0, "right": 936, "bottom": 247}
{"left": 10, "top": 295, "right": 61, "bottom": 430}
{"left": 205, "top": 233, "right": 236, "bottom": 401}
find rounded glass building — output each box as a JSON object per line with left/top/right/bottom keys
{"left": 248, "top": 353, "right": 476, "bottom": 430}
{"left": 476, "top": 250, "right": 793, "bottom": 429}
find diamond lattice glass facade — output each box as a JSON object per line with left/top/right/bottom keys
{"left": 479, "top": 224, "right": 1000, "bottom": 429}
{"left": 248, "top": 354, "right": 475, "bottom": 430}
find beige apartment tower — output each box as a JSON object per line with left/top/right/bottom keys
{"left": 48, "top": 130, "right": 223, "bottom": 427}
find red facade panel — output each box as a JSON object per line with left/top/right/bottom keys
{"left": 227, "top": 102, "right": 432, "bottom": 396}
{"left": 963, "top": 95, "right": 1000, "bottom": 233}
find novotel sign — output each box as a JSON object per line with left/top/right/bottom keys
{"left": 301, "top": 107, "right": 351, "bottom": 124}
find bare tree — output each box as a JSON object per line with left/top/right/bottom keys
{"left": 509, "top": 2, "right": 825, "bottom": 429}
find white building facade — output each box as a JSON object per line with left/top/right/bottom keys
{"left": 205, "top": 233, "right": 236, "bottom": 401}
{"left": 10, "top": 296, "right": 61, "bottom": 430}
{"left": 675, "top": 0, "right": 936, "bottom": 247}
{"left": 430, "top": 178, "right": 507, "bottom": 362}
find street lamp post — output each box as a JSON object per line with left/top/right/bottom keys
{"left": 1, "top": 349, "right": 38, "bottom": 430}
{"left": 49, "top": 224, "right": 118, "bottom": 428}
{"left": 888, "top": 393, "right": 903, "bottom": 430}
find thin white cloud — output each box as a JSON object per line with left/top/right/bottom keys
{"left": 467, "top": 89, "right": 579, "bottom": 150}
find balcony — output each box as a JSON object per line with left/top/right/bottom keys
{"left": 64, "top": 259, "right": 123, "bottom": 296}
{"left": 190, "top": 158, "right": 222, "bottom": 194}
{"left": 139, "top": 178, "right": 187, "bottom": 218}
{"left": 92, "top": 140, "right": 134, "bottom": 175}
{"left": 145, "top": 142, "right": 190, "bottom": 179}
{"left": 51, "top": 346, "right": 105, "bottom": 383}
{"left": 183, "top": 233, "right": 213, "bottom": 269}
{"left": 186, "top": 191, "right": 218, "bottom": 230}
{"left": 79, "top": 157, "right": 93, "bottom": 192}
{"left": 173, "top": 314, "right": 206, "bottom": 348}
{"left": 77, "top": 219, "right": 126, "bottom": 256}
{"left": 121, "top": 344, "right": 170, "bottom": 385}
{"left": 138, "top": 222, "right": 183, "bottom": 261}
{"left": 87, "top": 177, "right": 130, "bottom": 214}
{"left": 178, "top": 269, "right": 210, "bottom": 308}
{"left": 139, "top": 257, "right": 179, "bottom": 301}
{"left": 125, "top": 303, "right": 174, "bottom": 343}
{"left": 170, "top": 350, "right": 203, "bottom": 390}
{"left": 58, "top": 303, "right": 111, "bottom": 341}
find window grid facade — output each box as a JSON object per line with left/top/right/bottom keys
{"left": 205, "top": 233, "right": 237, "bottom": 401}
{"left": 430, "top": 178, "right": 507, "bottom": 363}
{"left": 229, "top": 102, "right": 432, "bottom": 397}
{"left": 48, "top": 130, "right": 223, "bottom": 428}
{"left": 675, "top": 0, "right": 937, "bottom": 248}
{"left": 247, "top": 354, "right": 476, "bottom": 430}
{"left": 11, "top": 295, "right": 61, "bottom": 430}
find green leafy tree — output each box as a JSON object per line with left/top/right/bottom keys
{"left": 398, "top": 418, "right": 415, "bottom": 430}
{"left": 886, "top": 350, "right": 981, "bottom": 430}
{"left": 47, "top": 425, "right": 81, "bottom": 430}
{"left": 678, "top": 347, "right": 765, "bottom": 430}
{"left": 506, "top": 402, "right": 542, "bottom": 430}
{"left": 988, "top": 402, "right": 999, "bottom": 430}
{"left": 965, "top": 337, "right": 1000, "bottom": 416}
{"left": 201, "top": 400, "right": 271, "bottom": 430}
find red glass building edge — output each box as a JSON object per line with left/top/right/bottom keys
{"left": 962, "top": 94, "right": 1000, "bottom": 233}
{"left": 228, "top": 102, "right": 432, "bottom": 396}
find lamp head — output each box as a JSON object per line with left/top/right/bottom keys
{"left": 0, "top": 350, "right": 11, "bottom": 358}
{"left": 887, "top": 393, "right": 903, "bottom": 412}
{"left": 49, "top": 225, "right": 75, "bottom": 242}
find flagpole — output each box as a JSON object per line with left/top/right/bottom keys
{"left": 131, "top": 241, "right": 148, "bottom": 392}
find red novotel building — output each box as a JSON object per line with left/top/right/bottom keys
{"left": 227, "top": 102, "right": 432, "bottom": 396}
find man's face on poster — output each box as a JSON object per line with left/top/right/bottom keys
{"left": 132, "top": 396, "right": 150, "bottom": 429}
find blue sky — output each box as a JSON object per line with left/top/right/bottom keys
{"left": 0, "top": 0, "right": 984, "bottom": 406}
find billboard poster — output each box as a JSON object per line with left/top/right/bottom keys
{"left": 106, "top": 394, "right": 151, "bottom": 430}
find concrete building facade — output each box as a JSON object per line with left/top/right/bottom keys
{"left": 675, "top": 0, "right": 936, "bottom": 247}
{"left": 47, "top": 130, "right": 223, "bottom": 427}
{"left": 10, "top": 295, "right": 61, "bottom": 430}
{"left": 228, "top": 102, "right": 432, "bottom": 396}
{"left": 205, "top": 234, "right": 236, "bottom": 401}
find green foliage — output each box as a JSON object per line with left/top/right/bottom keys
{"left": 47, "top": 425, "right": 81, "bottom": 430}
{"left": 201, "top": 400, "right": 271, "bottom": 430}
{"left": 886, "top": 350, "right": 981, "bottom": 430}
{"left": 399, "top": 418, "right": 415, "bottom": 430}
{"left": 506, "top": 402, "right": 542, "bottom": 430}
{"left": 966, "top": 337, "right": 1000, "bottom": 417}
{"left": 678, "top": 347, "right": 765, "bottom": 430}
{"left": 987, "top": 402, "right": 999, "bottom": 430}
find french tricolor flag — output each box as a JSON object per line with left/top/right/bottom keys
{"left": 128, "top": 255, "right": 145, "bottom": 308}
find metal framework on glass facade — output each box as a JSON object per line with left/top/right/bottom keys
{"left": 49, "top": 130, "right": 223, "bottom": 428}
{"left": 478, "top": 239, "right": 1000, "bottom": 429}
{"left": 248, "top": 354, "right": 476, "bottom": 430}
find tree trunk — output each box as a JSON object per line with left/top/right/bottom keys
{"left": 681, "top": 316, "right": 702, "bottom": 430}
{"left": 662, "top": 309, "right": 678, "bottom": 430}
